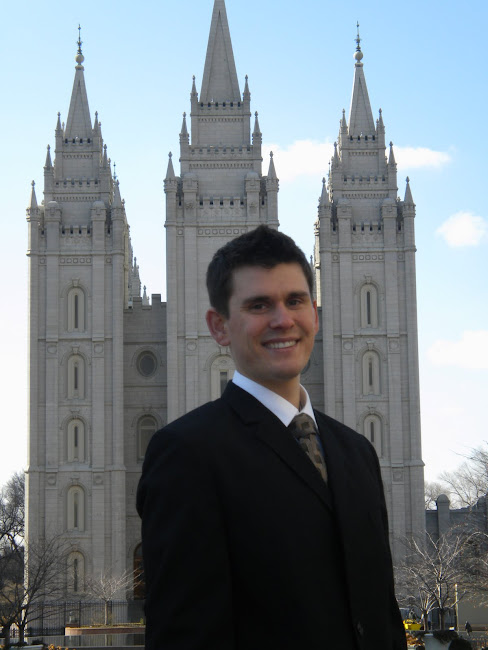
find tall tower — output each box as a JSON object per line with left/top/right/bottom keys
{"left": 313, "top": 32, "right": 424, "bottom": 555}
{"left": 165, "top": 0, "right": 279, "bottom": 422}
{"left": 25, "top": 34, "right": 137, "bottom": 593}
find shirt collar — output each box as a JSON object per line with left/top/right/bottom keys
{"left": 232, "top": 370, "right": 317, "bottom": 428}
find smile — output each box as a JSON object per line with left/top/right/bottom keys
{"left": 264, "top": 340, "right": 297, "bottom": 349}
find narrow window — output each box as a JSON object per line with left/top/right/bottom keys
{"left": 138, "top": 416, "right": 158, "bottom": 461}
{"left": 366, "top": 291, "right": 372, "bottom": 325}
{"left": 74, "top": 364, "right": 79, "bottom": 391}
{"left": 370, "top": 420, "right": 375, "bottom": 443}
{"left": 68, "top": 419, "right": 85, "bottom": 463}
{"left": 73, "top": 558, "right": 79, "bottom": 592}
{"left": 74, "top": 294, "right": 79, "bottom": 329}
{"left": 368, "top": 359, "right": 373, "bottom": 389}
{"left": 73, "top": 492, "right": 79, "bottom": 529}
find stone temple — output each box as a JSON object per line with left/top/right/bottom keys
{"left": 26, "top": 0, "right": 424, "bottom": 599}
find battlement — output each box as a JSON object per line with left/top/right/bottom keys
{"left": 61, "top": 224, "right": 92, "bottom": 236}
{"left": 188, "top": 145, "right": 254, "bottom": 157}
{"left": 55, "top": 179, "right": 101, "bottom": 187}
{"left": 196, "top": 100, "right": 245, "bottom": 111}
{"left": 341, "top": 174, "right": 387, "bottom": 184}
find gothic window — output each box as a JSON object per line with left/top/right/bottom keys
{"left": 362, "top": 351, "right": 380, "bottom": 395}
{"left": 133, "top": 544, "right": 145, "bottom": 600}
{"left": 68, "top": 355, "right": 85, "bottom": 399}
{"left": 68, "top": 288, "right": 85, "bottom": 332}
{"left": 67, "top": 419, "right": 85, "bottom": 463}
{"left": 360, "top": 284, "right": 378, "bottom": 328}
{"left": 137, "top": 416, "right": 158, "bottom": 461}
{"left": 210, "top": 356, "right": 235, "bottom": 400}
{"left": 67, "top": 486, "right": 85, "bottom": 532}
{"left": 364, "top": 414, "right": 383, "bottom": 457}
{"left": 67, "top": 551, "right": 85, "bottom": 594}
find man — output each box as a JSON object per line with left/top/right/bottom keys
{"left": 137, "top": 226, "right": 406, "bottom": 649}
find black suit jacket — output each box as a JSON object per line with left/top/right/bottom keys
{"left": 136, "top": 382, "right": 406, "bottom": 650}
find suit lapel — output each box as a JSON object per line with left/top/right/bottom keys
{"left": 223, "top": 383, "right": 333, "bottom": 512}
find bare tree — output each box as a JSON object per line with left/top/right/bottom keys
{"left": 425, "top": 481, "right": 448, "bottom": 510}
{"left": 396, "top": 530, "right": 479, "bottom": 630}
{"left": 0, "top": 473, "right": 25, "bottom": 646}
{"left": 0, "top": 473, "right": 71, "bottom": 646}
{"left": 85, "top": 569, "right": 141, "bottom": 625}
{"left": 440, "top": 445, "right": 488, "bottom": 508}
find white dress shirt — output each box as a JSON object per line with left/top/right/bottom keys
{"left": 231, "top": 370, "right": 318, "bottom": 428}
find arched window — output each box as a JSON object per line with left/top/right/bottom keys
{"left": 67, "top": 419, "right": 85, "bottom": 462}
{"left": 67, "top": 486, "right": 85, "bottom": 531}
{"left": 210, "top": 355, "right": 235, "bottom": 400}
{"left": 362, "top": 350, "right": 380, "bottom": 395}
{"left": 138, "top": 416, "right": 158, "bottom": 461}
{"left": 360, "top": 284, "right": 378, "bottom": 328}
{"left": 68, "top": 287, "right": 86, "bottom": 332}
{"left": 67, "top": 551, "right": 85, "bottom": 594}
{"left": 364, "top": 414, "right": 383, "bottom": 457}
{"left": 133, "top": 544, "right": 145, "bottom": 600}
{"left": 68, "top": 355, "right": 85, "bottom": 399}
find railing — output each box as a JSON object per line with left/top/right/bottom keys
{"left": 26, "top": 600, "right": 145, "bottom": 636}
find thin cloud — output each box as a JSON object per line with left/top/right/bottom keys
{"left": 394, "top": 146, "right": 451, "bottom": 169}
{"left": 436, "top": 211, "right": 488, "bottom": 247}
{"left": 263, "top": 141, "right": 334, "bottom": 183}
{"left": 263, "top": 142, "right": 450, "bottom": 183}
{"left": 428, "top": 331, "right": 488, "bottom": 370}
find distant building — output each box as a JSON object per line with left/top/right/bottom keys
{"left": 26, "top": 0, "right": 424, "bottom": 599}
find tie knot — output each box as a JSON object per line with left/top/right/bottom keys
{"left": 288, "top": 413, "right": 317, "bottom": 439}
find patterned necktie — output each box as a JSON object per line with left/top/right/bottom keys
{"left": 288, "top": 413, "right": 327, "bottom": 482}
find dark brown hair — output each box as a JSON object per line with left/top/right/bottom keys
{"left": 206, "top": 225, "right": 314, "bottom": 317}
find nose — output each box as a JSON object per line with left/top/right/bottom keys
{"left": 269, "top": 303, "right": 294, "bottom": 329}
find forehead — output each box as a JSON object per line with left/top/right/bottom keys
{"left": 229, "top": 263, "right": 310, "bottom": 298}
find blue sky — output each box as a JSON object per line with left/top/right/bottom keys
{"left": 1, "top": 0, "right": 487, "bottom": 488}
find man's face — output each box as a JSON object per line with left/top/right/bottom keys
{"left": 206, "top": 263, "right": 319, "bottom": 401}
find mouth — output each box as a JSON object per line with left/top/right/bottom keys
{"left": 264, "top": 340, "right": 298, "bottom": 350}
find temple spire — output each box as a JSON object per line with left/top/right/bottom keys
{"left": 348, "top": 23, "right": 375, "bottom": 137}
{"left": 165, "top": 152, "right": 176, "bottom": 180}
{"left": 28, "top": 181, "right": 38, "bottom": 209}
{"left": 200, "top": 0, "right": 241, "bottom": 103}
{"left": 404, "top": 177, "right": 414, "bottom": 205}
{"left": 65, "top": 25, "right": 92, "bottom": 141}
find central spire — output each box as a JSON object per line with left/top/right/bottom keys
{"left": 348, "top": 23, "right": 375, "bottom": 137}
{"left": 200, "top": 0, "right": 241, "bottom": 103}
{"left": 65, "top": 25, "right": 92, "bottom": 140}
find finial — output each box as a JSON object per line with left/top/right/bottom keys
{"left": 113, "top": 161, "right": 117, "bottom": 181}
{"left": 245, "top": 75, "right": 248, "bottom": 81}
{"left": 406, "top": 176, "right": 410, "bottom": 183}
{"left": 255, "top": 111, "right": 258, "bottom": 117}
{"left": 354, "top": 21, "right": 363, "bottom": 63}
{"left": 31, "top": 180, "right": 35, "bottom": 188}
{"left": 322, "top": 177, "right": 326, "bottom": 186}
{"left": 183, "top": 112, "right": 186, "bottom": 118}
{"left": 270, "top": 151, "right": 274, "bottom": 158}
{"left": 76, "top": 25, "right": 85, "bottom": 67}
{"left": 390, "top": 141, "right": 393, "bottom": 147}
{"left": 169, "top": 151, "right": 172, "bottom": 159}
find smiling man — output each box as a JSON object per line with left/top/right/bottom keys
{"left": 137, "top": 226, "right": 406, "bottom": 650}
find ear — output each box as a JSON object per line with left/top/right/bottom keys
{"left": 206, "top": 308, "right": 231, "bottom": 346}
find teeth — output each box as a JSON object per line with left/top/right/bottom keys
{"left": 266, "top": 341, "right": 296, "bottom": 349}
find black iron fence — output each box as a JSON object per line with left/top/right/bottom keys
{"left": 26, "top": 600, "right": 145, "bottom": 636}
